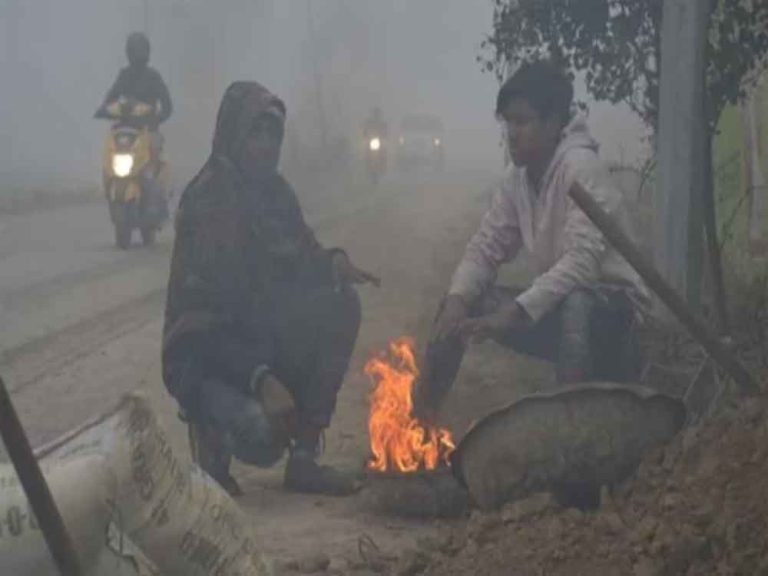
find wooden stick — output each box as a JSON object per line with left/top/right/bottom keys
{"left": 0, "top": 377, "right": 82, "bottom": 575}
{"left": 569, "top": 183, "right": 759, "bottom": 395}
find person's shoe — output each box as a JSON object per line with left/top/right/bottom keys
{"left": 210, "top": 470, "right": 244, "bottom": 498}
{"left": 284, "top": 450, "right": 362, "bottom": 496}
{"left": 189, "top": 420, "right": 243, "bottom": 497}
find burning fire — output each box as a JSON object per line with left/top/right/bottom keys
{"left": 364, "top": 337, "right": 455, "bottom": 473}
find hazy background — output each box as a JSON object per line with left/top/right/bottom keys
{"left": 1, "top": 0, "right": 647, "bottom": 192}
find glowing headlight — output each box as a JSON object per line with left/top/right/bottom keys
{"left": 434, "top": 138, "right": 442, "bottom": 147}
{"left": 399, "top": 136, "right": 405, "bottom": 145}
{"left": 369, "top": 137, "right": 381, "bottom": 151}
{"left": 112, "top": 154, "right": 134, "bottom": 178}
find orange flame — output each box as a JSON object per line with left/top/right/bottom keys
{"left": 364, "top": 337, "right": 455, "bottom": 473}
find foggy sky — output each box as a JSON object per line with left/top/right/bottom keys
{"left": 1, "top": 0, "right": 646, "bottom": 191}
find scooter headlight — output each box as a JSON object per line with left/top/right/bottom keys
{"left": 112, "top": 154, "right": 134, "bottom": 178}
{"left": 369, "top": 137, "right": 381, "bottom": 152}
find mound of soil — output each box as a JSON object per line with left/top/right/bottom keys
{"left": 419, "top": 394, "right": 768, "bottom": 576}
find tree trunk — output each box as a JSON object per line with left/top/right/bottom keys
{"left": 743, "top": 94, "right": 768, "bottom": 254}
{"left": 702, "top": 131, "right": 730, "bottom": 336}
{"left": 701, "top": 0, "right": 729, "bottom": 337}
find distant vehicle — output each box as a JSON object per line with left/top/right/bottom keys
{"left": 396, "top": 114, "right": 445, "bottom": 172}
{"left": 95, "top": 97, "right": 169, "bottom": 249}
{"left": 364, "top": 130, "right": 387, "bottom": 185}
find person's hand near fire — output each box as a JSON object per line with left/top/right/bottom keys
{"left": 414, "top": 294, "right": 531, "bottom": 422}
{"left": 331, "top": 251, "right": 381, "bottom": 290}
{"left": 431, "top": 294, "right": 530, "bottom": 344}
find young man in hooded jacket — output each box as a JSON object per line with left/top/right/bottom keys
{"left": 162, "top": 82, "right": 378, "bottom": 497}
{"left": 415, "top": 61, "right": 650, "bottom": 419}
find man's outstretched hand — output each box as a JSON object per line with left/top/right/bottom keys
{"left": 411, "top": 376, "right": 439, "bottom": 425}
{"left": 458, "top": 302, "right": 529, "bottom": 343}
{"left": 332, "top": 252, "right": 381, "bottom": 288}
{"left": 430, "top": 295, "right": 469, "bottom": 343}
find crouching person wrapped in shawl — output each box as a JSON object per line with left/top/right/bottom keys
{"left": 163, "top": 82, "right": 378, "bottom": 496}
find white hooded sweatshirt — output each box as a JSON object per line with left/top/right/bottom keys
{"left": 449, "top": 116, "right": 651, "bottom": 322}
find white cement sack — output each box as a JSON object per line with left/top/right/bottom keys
{"left": 40, "top": 393, "right": 273, "bottom": 576}
{"left": 86, "top": 521, "right": 161, "bottom": 576}
{"left": 88, "top": 547, "right": 143, "bottom": 576}
{"left": 0, "top": 454, "right": 115, "bottom": 575}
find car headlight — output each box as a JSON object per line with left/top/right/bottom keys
{"left": 369, "top": 137, "right": 381, "bottom": 151}
{"left": 112, "top": 154, "right": 134, "bottom": 178}
{"left": 434, "top": 138, "right": 442, "bottom": 147}
{"left": 399, "top": 136, "right": 405, "bottom": 145}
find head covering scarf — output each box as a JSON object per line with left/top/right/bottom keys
{"left": 188, "top": 81, "right": 286, "bottom": 190}
{"left": 211, "top": 82, "right": 286, "bottom": 163}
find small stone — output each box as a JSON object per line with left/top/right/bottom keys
{"left": 396, "top": 549, "right": 429, "bottom": 576}
{"left": 726, "top": 519, "right": 753, "bottom": 550}
{"left": 661, "top": 532, "right": 708, "bottom": 575}
{"left": 564, "top": 507, "right": 585, "bottom": 525}
{"left": 274, "top": 558, "right": 300, "bottom": 574}
{"left": 298, "top": 552, "right": 331, "bottom": 574}
{"left": 597, "top": 511, "right": 626, "bottom": 534}
{"left": 661, "top": 493, "right": 680, "bottom": 511}
{"left": 444, "top": 528, "right": 465, "bottom": 555}
{"left": 501, "top": 492, "right": 555, "bottom": 524}
{"left": 633, "top": 556, "right": 659, "bottom": 576}
{"left": 463, "top": 539, "right": 479, "bottom": 556}
{"left": 416, "top": 534, "right": 450, "bottom": 554}
{"left": 661, "top": 442, "right": 683, "bottom": 472}
{"left": 682, "top": 427, "right": 701, "bottom": 452}
{"left": 467, "top": 510, "right": 501, "bottom": 545}
{"left": 546, "top": 516, "right": 565, "bottom": 539}
{"left": 742, "top": 398, "right": 765, "bottom": 424}
{"left": 756, "top": 558, "right": 768, "bottom": 576}
{"left": 632, "top": 516, "right": 658, "bottom": 544}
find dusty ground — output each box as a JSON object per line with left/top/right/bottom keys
{"left": 0, "top": 168, "right": 534, "bottom": 573}
{"left": 420, "top": 393, "right": 768, "bottom": 576}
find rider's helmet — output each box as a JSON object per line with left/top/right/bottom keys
{"left": 126, "top": 32, "right": 151, "bottom": 68}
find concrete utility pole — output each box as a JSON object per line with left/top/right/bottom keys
{"left": 655, "top": 0, "right": 711, "bottom": 307}
{"left": 306, "top": 0, "right": 329, "bottom": 148}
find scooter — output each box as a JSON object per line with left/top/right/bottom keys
{"left": 96, "top": 97, "right": 168, "bottom": 249}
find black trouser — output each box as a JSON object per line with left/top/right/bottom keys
{"left": 421, "top": 286, "right": 641, "bottom": 410}
{"left": 266, "top": 285, "right": 361, "bottom": 429}
{"left": 169, "top": 285, "right": 361, "bottom": 468}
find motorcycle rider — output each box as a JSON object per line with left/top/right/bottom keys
{"left": 163, "top": 82, "right": 379, "bottom": 497}
{"left": 98, "top": 32, "right": 173, "bottom": 130}
{"left": 96, "top": 32, "right": 172, "bottom": 224}
{"left": 363, "top": 107, "right": 388, "bottom": 183}
{"left": 363, "top": 106, "right": 388, "bottom": 144}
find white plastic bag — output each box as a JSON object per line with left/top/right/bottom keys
{"left": 0, "top": 455, "right": 115, "bottom": 575}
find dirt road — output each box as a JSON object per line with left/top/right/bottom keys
{"left": 0, "top": 170, "right": 513, "bottom": 571}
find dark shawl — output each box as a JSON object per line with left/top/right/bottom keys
{"left": 162, "top": 82, "right": 336, "bottom": 401}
